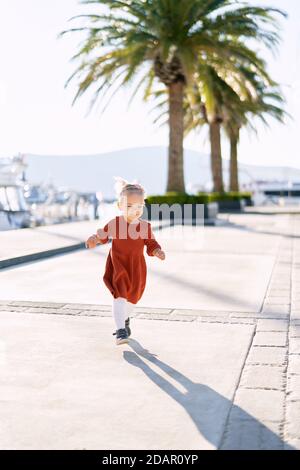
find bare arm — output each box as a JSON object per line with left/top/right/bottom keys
{"left": 85, "top": 221, "right": 110, "bottom": 248}
{"left": 144, "top": 223, "right": 165, "bottom": 259}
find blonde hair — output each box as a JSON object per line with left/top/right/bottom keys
{"left": 113, "top": 176, "right": 146, "bottom": 200}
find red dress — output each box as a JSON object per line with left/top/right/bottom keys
{"left": 96, "top": 215, "right": 161, "bottom": 304}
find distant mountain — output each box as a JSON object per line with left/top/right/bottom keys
{"left": 24, "top": 146, "right": 300, "bottom": 198}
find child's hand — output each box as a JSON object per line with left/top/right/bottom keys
{"left": 152, "top": 248, "right": 165, "bottom": 260}
{"left": 85, "top": 234, "right": 98, "bottom": 249}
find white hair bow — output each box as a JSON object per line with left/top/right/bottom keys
{"left": 113, "top": 176, "right": 140, "bottom": 196}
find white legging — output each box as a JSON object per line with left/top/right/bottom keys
{"left": 112, "top": 297, "right": 135, "bottom": 330}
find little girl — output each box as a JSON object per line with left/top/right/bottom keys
{"left": 85, "top": 177, "right": 166, "bottom": 345}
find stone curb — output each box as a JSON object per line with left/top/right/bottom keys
{"left": 0, "top": 299, "right": 294, "bottom": 326}
{"left": 0, "top": 220, "right": 173, "bottom": 270}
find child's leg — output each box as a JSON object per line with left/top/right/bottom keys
{"left": 126, "top": 301, "right": 135, "bottom": 320}
{"left": 112, "top": 297, "right": 127, "bottom": 330}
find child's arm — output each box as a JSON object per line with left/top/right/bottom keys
{"left": 144, "top": 223, "right": 165, "bottom": 259}
{"left": 85, "top": 221, "right": 110, "bottom": 249}
{"left": 96, "top": 223, "right": 110, "bottom": 244}
{"left": 151, "top": 247, "right": 165, "bottom": 260}
{"left": 85, "top": 234, "right": 98, "bottom": 249}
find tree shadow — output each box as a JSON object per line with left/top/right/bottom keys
{"left": 123, "top": 338, "right": 295, "bottom": 450}
{"left": 206, "top": 216, "right": 299, "bottom": 240}
{"left": 162, "top": 216, "right": 299, "bottom": 240}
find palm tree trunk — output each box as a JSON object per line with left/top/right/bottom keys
{"left": 209, "top": 120, "right": 224, "bottom": 193}
{"left": 229, "top": 130, "right": 239, "bottom": 191}
{"left": 166, "top": 81, "right": 185, "bottom": 193}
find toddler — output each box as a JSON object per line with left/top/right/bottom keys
{"left": 85, "top": 177, "right": 165, "bottom": 345}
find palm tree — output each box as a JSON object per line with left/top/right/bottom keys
{"left": 222, "top": 74, "right": 287, "bottom": 191}
{"left": 151, "top": 60, "right": 286, "bottom": 193}
{"left": 182, "top": 56, "right": 279, "bottom": 192}
{"left": 188, "top": 44, "right": 286, "bottom": 193}
{"left": 58, "top": 0, "right": 286, "bottom": 193}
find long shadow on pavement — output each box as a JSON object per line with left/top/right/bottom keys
{"left": 124, "top": 338, "right": 295, "bottom": 450}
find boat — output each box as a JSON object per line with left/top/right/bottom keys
{"left": 1, "top": 153, "right": 111, "bottom": 229}
{"left": 0, "top": 154, "right": 33, "bottom": 230}
{"left": 25, "top": 185, "right": 105, "bottom": 224}
{"left": 241, "top": 180, "right": 300, "bottom": 206}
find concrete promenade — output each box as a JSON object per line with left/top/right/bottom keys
{"left": 0, "top": 210, "right": 299, "bottom": 449}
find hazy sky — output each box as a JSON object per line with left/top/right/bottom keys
{"left": 0, "top": 0, "right": 299, "bottom": 168}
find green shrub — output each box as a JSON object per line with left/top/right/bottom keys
{"left": 145, "top": 193, "right": 213, "bottom": 204}
{"left": 145, "top": 191, "right": 252, "bottom": 205}
{"left": 204, "top": 191, "right": 252, "bottom": 202}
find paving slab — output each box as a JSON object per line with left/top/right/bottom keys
{"left": 247, "top": 347, "right": 287, "bottom": 365}
{"left": 240, "top": 365, "right": 285, "bottom": 391}
{"left": 0, "top": 310, "right": 254, "bottom": 450}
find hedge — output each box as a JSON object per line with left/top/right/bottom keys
{"left": 145, "top": 191, "right": 252, "bottom": 205}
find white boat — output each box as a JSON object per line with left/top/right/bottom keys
{"left": 24, "top": 184, "right": 105, "bottom": 225}
{"left": 243, "top": 180, "right": 300, "bottom": 206}
{"left": 1, "top": 154, "right": 114, "bottom": 229}
{"left": 0, "top": 154, "right": 33, "bottom": 230}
